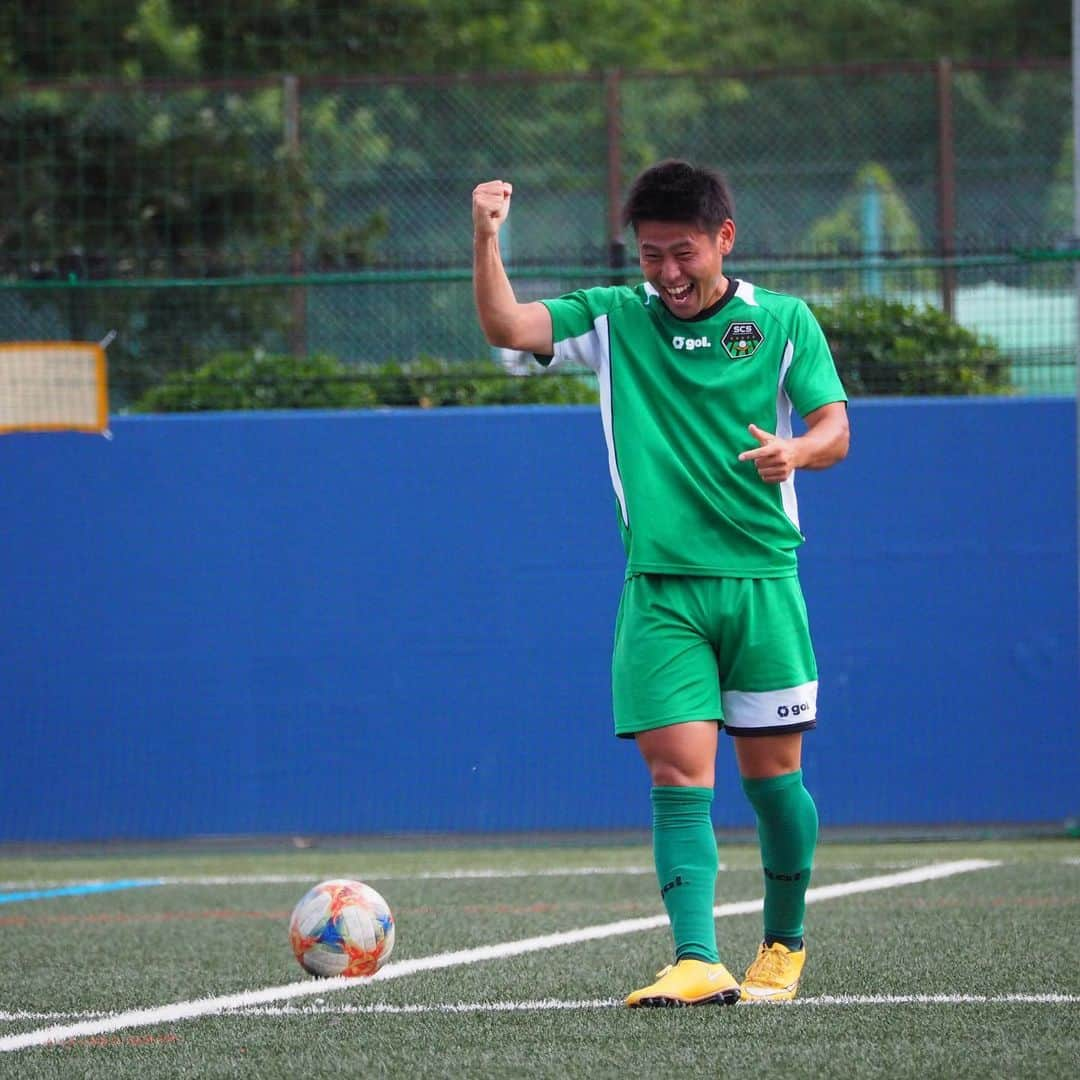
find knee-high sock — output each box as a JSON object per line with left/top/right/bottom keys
{"left": 651, "top": 786, "right": 719, "bottom": 963}
{"left": 741, "top": 770, "right": 818, "bottom": 945}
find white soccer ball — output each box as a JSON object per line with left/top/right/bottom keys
{"left": 288, "top": 878, "right": 396, "bottom": 978}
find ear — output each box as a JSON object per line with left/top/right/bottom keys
{"left": 717, "top": 219, "right": 736, "bottom": 255}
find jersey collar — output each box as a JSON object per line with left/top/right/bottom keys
{"left": 650, "top": 276, "right": 740, "bottom": 323}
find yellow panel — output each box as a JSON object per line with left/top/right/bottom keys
{"left": 0, "top": 341, "right": 109, "bottom": 435}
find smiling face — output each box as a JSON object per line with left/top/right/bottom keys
{"left": 636, "top": 218, "right": 736, "bottom": 319}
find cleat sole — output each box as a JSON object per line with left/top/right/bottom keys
{"left": 629, "top": 987, "right": 741, "bottom": 1008}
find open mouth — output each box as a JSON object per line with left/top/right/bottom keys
{"left": 664, "top": 283, "right": 694, "bottom": 307}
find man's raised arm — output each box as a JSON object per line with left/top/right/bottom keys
{"left": 472, "top": 180, "right": 553, "bottom": 355}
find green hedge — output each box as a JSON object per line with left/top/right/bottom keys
{"left": 812, "top": 296, "right": 1011, "bottom": 396}
{"left": 131, "top": 353, "right": 599, "bottom": 412}
{"left": 130, "top": 297, "right": 1011, "bottom": 412}
{"left": 131, "top": 352, "right": 378, "bottom": 412}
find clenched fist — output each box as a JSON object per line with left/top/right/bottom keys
{"left": 473, "top": 180, "right": 513, "bottom": 236}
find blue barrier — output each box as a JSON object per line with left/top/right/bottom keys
{"left": 0, "top": 398, "right": 1076, "bottom": 841}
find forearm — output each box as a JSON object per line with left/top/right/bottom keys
{"left": 471, "top": 181, "right": 553, "bottom": 353}
{"left": 472, "top": 232, "right": 553, "bottom": 353}
{"left": 473, "top": 232, "right": 523, "bottom": 348}
{"left": 792, "top": 409, "right": 849, "bottom": 470}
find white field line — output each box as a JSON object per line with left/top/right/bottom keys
{"left": 0, "top": 861, "right": 941, "bottom": 892}
{"left": 4, "top": 991, "right": 1077, "bottom": 1024}
{"left": 162, "top": 867, "right": 662, "bottom": 884}
{"left": 0, "top": 867, "right": 657, "bottom": 891}
{"left": 0, "top": 858, "right": 999, "bottom": 1052}
{"left": 241, "top": 991, "right": 1080, "bottom": 1012}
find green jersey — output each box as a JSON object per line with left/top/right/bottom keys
{"left": 541, "top": 278, "right": 846, "bottom": 578}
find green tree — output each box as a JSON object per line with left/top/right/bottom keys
{"left": 1, "top": 0, "right": 1067, "bottom": 400}
{"left": 805, "top": 163, "right": 926, "bottom": 255}
{"left": 2, "top": 1, "right": 1070, "bottom": 83}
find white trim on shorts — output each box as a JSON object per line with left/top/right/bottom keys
{"left": 721, "top": 680, "right": 818, "bottom": 736}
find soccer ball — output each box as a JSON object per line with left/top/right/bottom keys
{"left": 289, "top": 878, "right": 395, "bottom": 978}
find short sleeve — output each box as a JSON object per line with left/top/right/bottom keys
{"left": 538, "top": 287, "right": 629, "bottom": 372}
{"left": 783, "top": 301, "right": 848, "bottom": 417}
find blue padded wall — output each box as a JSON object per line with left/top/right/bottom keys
{"left": 0, "top": 398, "right": 1075, "bottom": 841}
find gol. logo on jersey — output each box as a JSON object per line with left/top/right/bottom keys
{"left": 721, "top": 321, "right": 764, "bottom": 360}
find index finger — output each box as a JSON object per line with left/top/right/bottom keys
{"left": 738, "top": 446, "right": 774, "bottom": 461}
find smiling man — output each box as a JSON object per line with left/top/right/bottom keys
{"left": 472, "top": 159, "right": 849, "bottom": 1007}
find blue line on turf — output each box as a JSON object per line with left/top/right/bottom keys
{"left": 0, "top": 879, "right": 165, "bottom": 905}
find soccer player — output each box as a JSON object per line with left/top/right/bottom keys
{"left": 472, "top": 160, "right": 849, "bottom": 1006}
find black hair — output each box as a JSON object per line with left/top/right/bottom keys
{"left": 620, "top": 159, "right": 735, "bottom": 234}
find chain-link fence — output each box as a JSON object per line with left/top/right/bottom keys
{"left": 1, "top": 60, "right": 1075, "bottom": 404}
{"left": 3, "top": 252, "right": 1072, "bottom": 405}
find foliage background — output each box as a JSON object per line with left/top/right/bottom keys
{"left": 4, "top": 2, "right": 1068, "bottom": 81}
{"left": 0, "top": 2, "right": 1073, "bottom": 404}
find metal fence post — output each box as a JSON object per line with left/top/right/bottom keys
{"left": 283, "top": 73, "right": 307, "bottom": 357}
{"left": 605, "top": 69, "right": 626, "bottom": 285}
{"left": 936, "top": 57, "right": 957, "bottom": 317}
{"left": 1072, "top": 0, "right": 1079, "bottom": 644}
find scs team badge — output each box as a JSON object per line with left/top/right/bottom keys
{"left": 721, "top": 321, "right": 764, "bottom": 360}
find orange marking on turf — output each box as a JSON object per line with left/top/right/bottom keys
{"left": 0, "top": 909, "right": 291, "bottom": 928}
{"left": 0, "top": 899, "right": 653, "bottom": 929}
{"left": 59, "top": 1033, "right": 180, "bottom": 1049}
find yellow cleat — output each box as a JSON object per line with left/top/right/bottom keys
{"left": 626, "top": 958, "right": 741, "bottom": 1008}
{"left": 740, "top": 941, "right": 806, "bottom": 1003}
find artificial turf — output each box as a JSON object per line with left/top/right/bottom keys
{"left": 1, "top": 838, "right": 1077, "bottom": 1078}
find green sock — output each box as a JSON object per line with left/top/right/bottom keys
{"left": 650, "top": 786, "right": 719, "bottom": 964}
{"left": 741, "top": 770, "right": 818, "bottom": 947}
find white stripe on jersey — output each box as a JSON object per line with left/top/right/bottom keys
{"left": 738, "top": 277, "right": 800, "bottom": 531}
{"left": 593, "top": 315, "right": 628, "bottom": 527}
{"left": 775, "top": 339, "right": 800, "bottom": 530}
{"left": 551, "top": 316, "right": 628, "bottom": 528}
{"left": 735, "top": 279, "right": 757, "bottom": 306}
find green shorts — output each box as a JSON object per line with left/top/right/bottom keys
{"left": 611, "top": 573, "right": 819, "bottom": 738}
